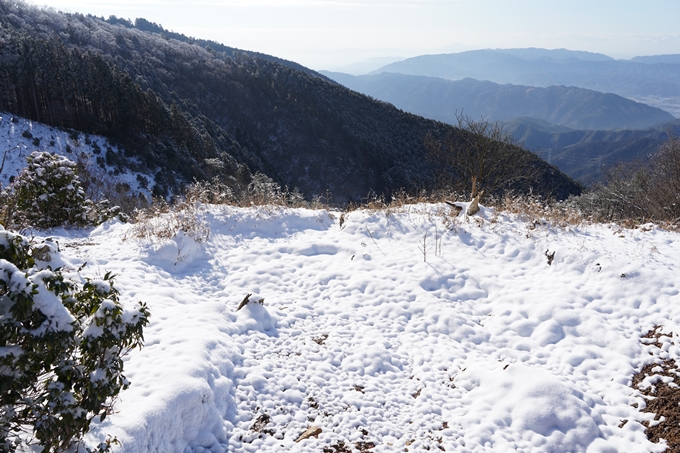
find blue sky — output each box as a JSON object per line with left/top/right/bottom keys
{"left": 34, "top": 0, "right": 680, "bottom": 71}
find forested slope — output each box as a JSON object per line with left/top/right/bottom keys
{"left": 505, "top": 118, "right": 680, "bottom": 185}
{"left": 0, "top": 1, "right": 581, "bottom": 200}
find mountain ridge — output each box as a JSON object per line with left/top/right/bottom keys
{"left": 370, "top": 49, "right": 680, "bottom": 99}
{"left": 321, "top": 71, "right": 674, "bottom": 130}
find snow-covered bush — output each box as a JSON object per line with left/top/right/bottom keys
{"left": 247, "top": 172, "right": 284, "bottom": 205}
{"left": 1, "top": 151, "right": 121, "bottom": 229}
{"left": 0, "top": 227, "right": 150, "bottom": 452}
{"left": 184, "top": 177, "right": 239, "bottom": 205}
{"left": 183, "top": 175, "right": 306, "bottom": 207}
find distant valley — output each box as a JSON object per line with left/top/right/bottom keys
{"left": 323, "top": 48, "right": 680, "bottom": 186}
{"left": 503, "top": 117, "right": 680, "bottom": 185}
{"left": 321, "top": 72, "right": 674, "bottom": 131}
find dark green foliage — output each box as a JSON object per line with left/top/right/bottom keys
{"left": 1, "top": 151, "right": 120, "bottom": 229}
{"left": 0, "top": 228, "right": 149, "bottom": 452}
{"left": 0, "top": 24, "right": 245, "bottom": 192}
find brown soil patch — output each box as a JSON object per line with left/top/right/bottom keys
{"left": 323, "top": 441, "right": 351, "bottom": 453}
{"left": 632, "top": 327, "right": 680, "bottom": 452}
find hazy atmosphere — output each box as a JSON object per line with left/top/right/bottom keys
{"left": 32, "top": 0, "right": 680, "bottom": 70}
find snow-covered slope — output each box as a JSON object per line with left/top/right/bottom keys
{"left": 0, "top": 112, "right": 153, "bottom": 195}
{"left": 42, "top": 204, "right": 680, "bottom": 452}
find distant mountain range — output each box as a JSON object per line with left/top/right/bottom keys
{"left": 0, "top": 2, "right": 580, "bottom": 200}
{"left": 371, "top": 48, "right": 680, "bottom": 100}
{"left": 630, "top": 55, "right": 680, "bottom": 65}
{"left": 321, "top": 72, "right": 674, "bottom": 130}
{"left": 331, "top": 57, "right": 405, "bottom": 76}
{"left": 323, "top": 47, "right": 680, "bottom": 186}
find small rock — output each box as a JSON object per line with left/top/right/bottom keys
{"left": 355, "top": 441, "right": 375, "bottom": 451}
{"left": 32, "top": 243, "right": 53, "bottom": 262}
{"left": 250, "top": 414, "right": 270, "bottom": 433}
{"left": 313, "top": 333, "right": 329, "bottom": 345}
{"left": 295, "top": 425, "right": 322, "bottom": 442}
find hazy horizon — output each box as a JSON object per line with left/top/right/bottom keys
{"left": 30, "top": 0, "right": 680, "bottom": 72}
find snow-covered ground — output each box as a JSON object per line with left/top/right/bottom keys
{"left": 35, "top": 202, "right": 680, "bottom": 453}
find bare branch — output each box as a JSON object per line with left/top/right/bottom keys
{"left": 425, "top": 113, "right": 543, "bottom": 200}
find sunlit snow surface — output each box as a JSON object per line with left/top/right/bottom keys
{"left": 44, "top": 204, "right": 680, "bottom": 452}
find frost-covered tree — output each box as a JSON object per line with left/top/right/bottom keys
{"left": 2, "top": 151, "right": 120, "bottom": 229}
{"left": 0, "top": 227, "right": 150, "bottom": 452}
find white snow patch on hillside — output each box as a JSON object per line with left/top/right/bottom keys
{"left": 40, "top": 204, "right": 680, "bottom": 452}
{"left": 0, "top": 112, "right": 154, "bottom": 196}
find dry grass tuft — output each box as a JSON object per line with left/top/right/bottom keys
{"left": 491, "top": 194, "right": 586, "bottom": 228}
{"left": 124, "top": 175, "right": 680, "bottom": 240}
{"left": 124, "top": 198, "right": 210, "bottom": 243}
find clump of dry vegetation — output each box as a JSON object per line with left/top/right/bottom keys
{"left": 489, "top": 194, "right": 586, "bottom": 227}
{"left": 112, "top": 129, "right": 680, "bottom": 238}
{"left": 121, "top": 172, "right": 311, "bottom": 242}
{"left": 182, "top": 174, "right": 307, "bottom": 208}
{"left": 123, "top": 197, "right": 211, "bottom": 243}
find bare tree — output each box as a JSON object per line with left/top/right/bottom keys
{"left": 426, "top": 113, "right": 542, "bottom": 200}
{"left": 647, "top": 128, "right": 680, "bottom": 219}
{"left": 577, "top": 128, "right": 680, "bottom": 222}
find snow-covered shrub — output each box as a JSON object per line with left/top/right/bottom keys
{"left": 184, "top": 177, "right": 239, "bottom": 205}
{"left": 2, "top": 151, "right": 121, "bottom": 229}
{"left": 247, "top": 172, "right": 285, "bottom": 205}
{"left": 0, "top": 227, "right": 150, "bottom": 452}
{"left": 244, "top": 173, "right": 305, "bottom": 207}
{"left": 180, "top": 175, "right": 306, "bottom": 208}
